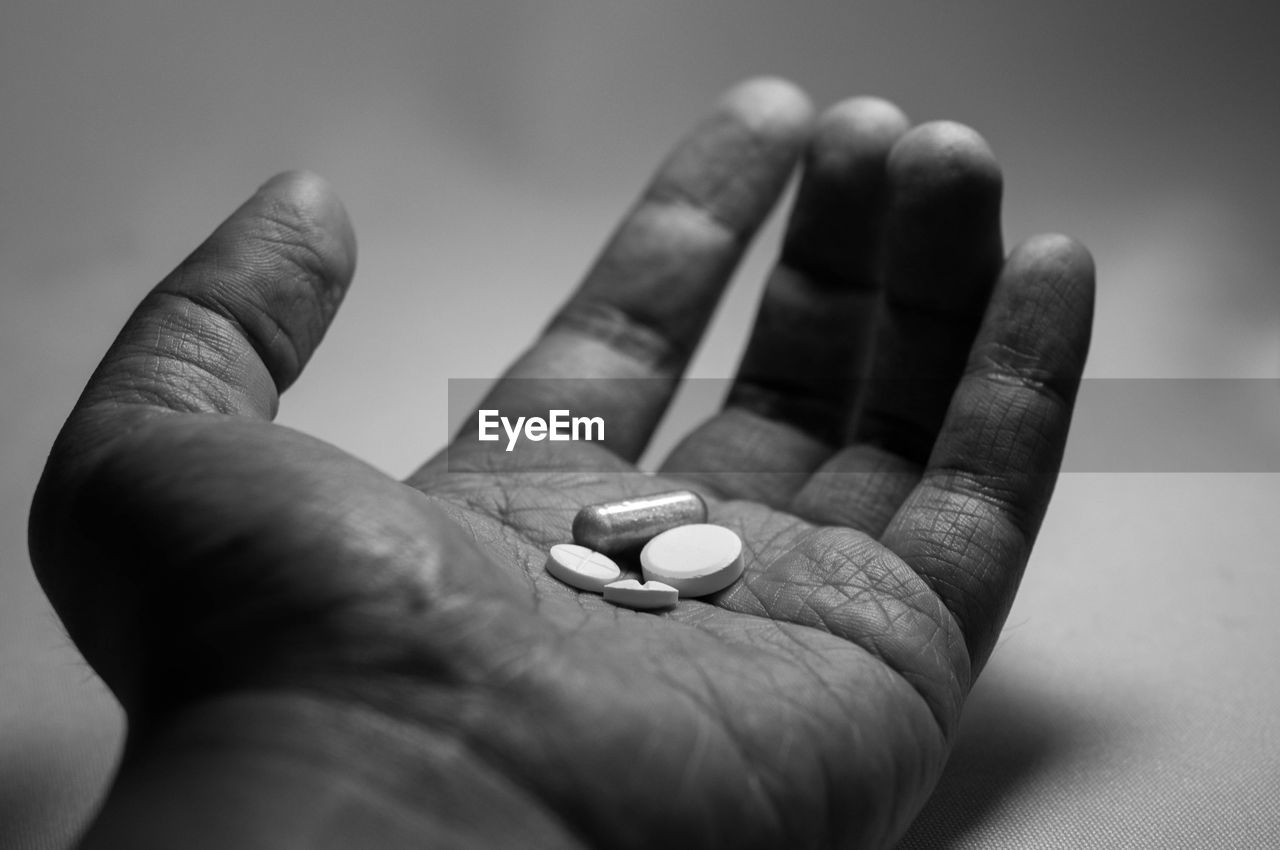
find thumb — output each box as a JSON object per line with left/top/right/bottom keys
{"left": 78, "top": 169, "right": 356, "bottom": 427}
{"left": 30, "top": 171, "right": 356, "bottom": 697}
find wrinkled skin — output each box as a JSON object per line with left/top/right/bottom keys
{"left": 29, "top": 79, "right": 1093, "bottom": 849}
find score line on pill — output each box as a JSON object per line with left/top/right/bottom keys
{"left": 640, "top": 524, "right": 744, "bottom": 598}
{"left": 603, "top": 579, "right": 678, "bottom": 610}
{"left": 545, "top": 544, "right": 622, "bottom": 593}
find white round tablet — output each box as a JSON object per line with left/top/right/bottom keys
{"left": 603, "top": 579, "right": 678, "bottom": 610}
{"left": 639, "top": 523, "right": 744, "bottom": 598}
{"left": 545, "top": 543, "right": 621, "bottom": 594}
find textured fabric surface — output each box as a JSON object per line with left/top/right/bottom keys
{"left": 898, "top": 475, "right": 1280, "bottom": 848}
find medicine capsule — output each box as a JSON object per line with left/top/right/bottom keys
{"left": 572, "top": 489, "right": 708, "bottom": 554}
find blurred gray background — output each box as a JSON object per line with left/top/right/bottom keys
{"left": 2, "top": 2, "right": 1278, "bottom": 847}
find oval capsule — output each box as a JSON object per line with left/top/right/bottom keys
{"left": 572, "top": 489, "right": 707, "bottom": 554}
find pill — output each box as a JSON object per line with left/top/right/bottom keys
{"left": 603, "top": 579, "right": 679, "bottom": 610}
{"left": 573, "top": 489, "right": 708, "bottom": 554}
{"left": 640, "top": 524, "right": 744, "bottom": 598}
{"left": 544, "top": 544, "right": 621, "bottom": 593}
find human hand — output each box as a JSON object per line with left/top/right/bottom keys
{"left": 30, "top": 78, "right": 1093, "bottom": 849}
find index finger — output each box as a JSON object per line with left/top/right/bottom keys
{"left": 417, "top": 78, "right": 813, "bottom": 478}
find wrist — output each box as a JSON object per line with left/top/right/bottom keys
{"left": 81, "top": 692, "right": 583, "bottom": 850}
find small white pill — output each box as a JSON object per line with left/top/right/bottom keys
{"left": 603, "top": 579, "right": 678, "bottom": 610}
{"left": 640, "top": 524, "right": 744, "bottom": 598}
{"left": 545, "top": 544, "right": 621, "bottom": 594}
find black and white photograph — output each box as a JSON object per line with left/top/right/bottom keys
{"left": 2, "top": 3, "right": 1277, "bottom": 847}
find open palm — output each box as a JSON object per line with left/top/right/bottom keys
{"left": 31, "top": 79, "right": 1093, "bottom": 849}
